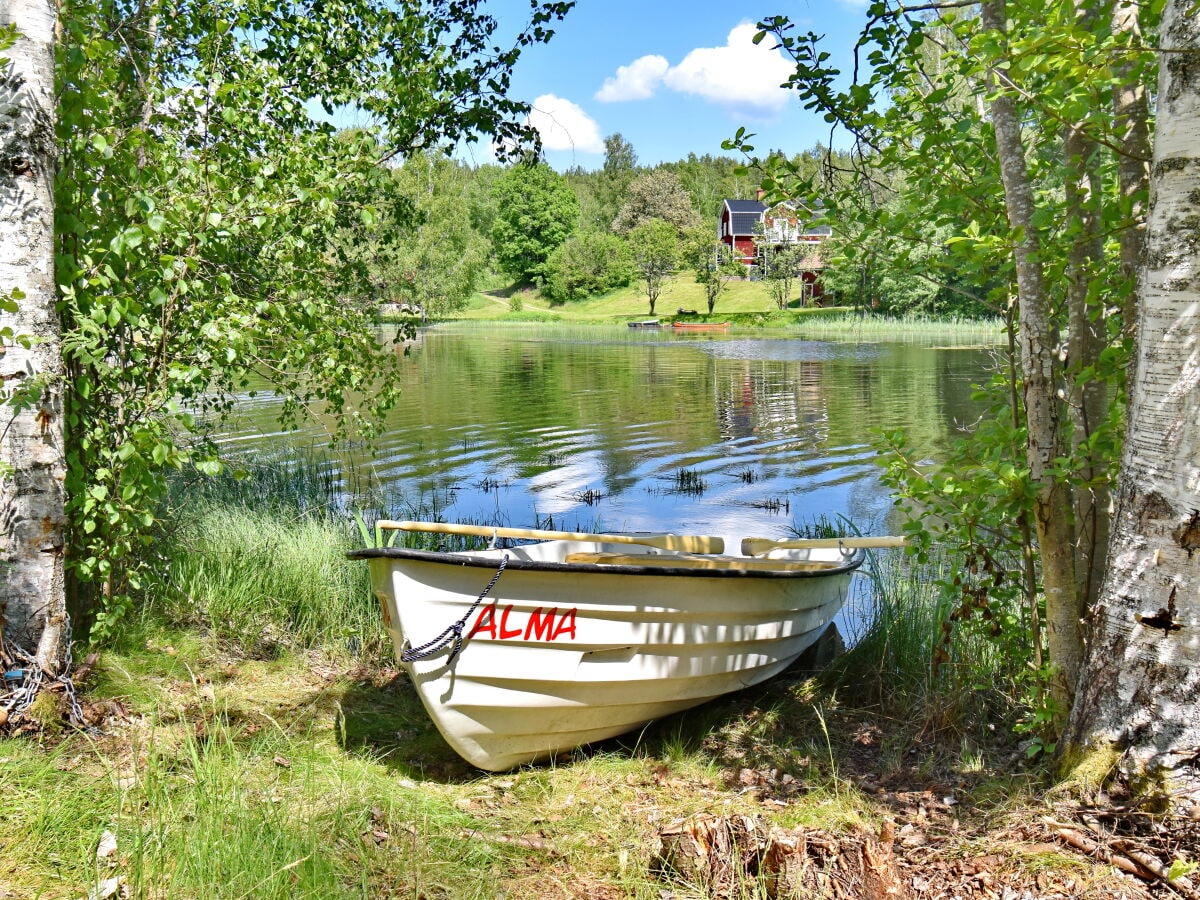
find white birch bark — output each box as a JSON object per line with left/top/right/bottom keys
{"left": 1065, "top": 0, "right": 1200, "bottom": 802}
{"left": 0, "top": 0, "right": 67, "bottom": 672}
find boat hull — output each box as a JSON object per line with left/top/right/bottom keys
{"left": 352, "top": 541, "right": 861, "bottom": 770}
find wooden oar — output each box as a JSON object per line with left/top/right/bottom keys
{"left": 378, "top": 520, "right": 725, "bottom": 554}
{"left": 740, "top": 535, "right": 908, "bottom": 557}
{"left": 564, "top": 552, "right": 838, "bottom": 572}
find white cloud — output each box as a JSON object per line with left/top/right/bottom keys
{"left": 595, "top": 55, "right": 670, "bottom": 102}
{"left": 664, "top": 23, "right": 794, "bottom": 116}
{"left": 596, "top": 23, "right": 795, "bottom": 119}
{"left": 526, "top": 94, "right": 605, "bottom": 154}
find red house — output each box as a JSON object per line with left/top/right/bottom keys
{"left": 718, "top": 197, "right": 830, "bottom": 302}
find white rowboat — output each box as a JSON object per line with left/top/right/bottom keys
{"left": 349, "top": 522, "right": 864, "bottom": 771}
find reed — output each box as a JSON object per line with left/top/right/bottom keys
{"left": 157, "top": 501, "right": 387, "bottom": 661}
{"left": 827, "top": 548, "right": 1011, "bottom": 731}
{"left": 792, "top": 313, "right": 1003, "bottom": 344}
{"left": 671, "top": 468, "right": 707, "bottom": 496}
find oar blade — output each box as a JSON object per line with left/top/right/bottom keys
{"left": 741, "top": 535, "right": 907, "bottom": 556}
{"left": 377, "top": 520, "right": 724, "bottom": 554}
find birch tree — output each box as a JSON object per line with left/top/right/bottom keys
{"left": 1064, "top": 0, "right": 1200, "bottom": 800}
{"left": 0, "top": 0, "right": 67, "bottom": 673}
{"left": 736, "top": 0, "right": 1158, "bottom": 725}
{"left": 0, "top": 0, "right": 574, "bottom": 676}
{"left": 981, "top": 0, "right": 1082, "bottom": 705}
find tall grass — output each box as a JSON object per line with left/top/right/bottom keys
{"left": 829, "top": 549, "right": 1013, "bottom": 734}
{"left": 793, "top": 313, "right": 1004, "bottom": 344}
{"left": 151, "top": 455, "right": 386, "bottom": 660}
{"left": 161, "top": 504, "right": 384, "bottom": 659}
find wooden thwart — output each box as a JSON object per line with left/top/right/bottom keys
{"left": 564, "top": 552, "right": 839, "bottom": 572}
{"left": 741, "top": 535, "right": 907, "bottom": 557}
{"left": 378, "top": 520, "right": 726, "bottom": 554}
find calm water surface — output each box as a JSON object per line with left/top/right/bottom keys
{"left": 216, "top": 323, "right": 998, "bottom": 554}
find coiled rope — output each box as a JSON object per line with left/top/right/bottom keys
{"left": 400, "top": 554, "right": 509, "bottom": 664}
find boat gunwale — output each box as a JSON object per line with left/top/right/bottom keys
{"left": 347, "top": 545, "right": 865, "bottom": 578}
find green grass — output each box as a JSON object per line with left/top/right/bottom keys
{"left": 458, "top": 276, "right": 828, "bottom": 322}
{"left": 0, "top": 456, "right": 1067, "bottom": 899}
{"left": 826, "top": 548, "right": 1014, "bottom": 737}
{"left": 449, "top": 276, "right": 1004, "bottom": 343}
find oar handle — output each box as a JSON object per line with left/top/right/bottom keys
{"left": 741, "top": 535, "right": 907, "bottom": 556}
{"left": 378, "top": 521, "right": 725, "bottom": 554}
{"left": 564, "top": 552, "right": 838, "bottom": 572}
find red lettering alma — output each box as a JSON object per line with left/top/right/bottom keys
{"left": 498, "top": 604, "right": 522, "bottom": 639}
{"left": 524, "top": 607, "right": 558, "bottom": 641}
{"left": 467, "top": 603, "right": 579, "bottom": 642}
{"left": 550, "top": 608, "right": 577, "bottom": 641}
{"left": 467, "top": 602, "right": 498, "bottom": 639}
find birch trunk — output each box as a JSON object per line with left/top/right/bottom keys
{"left": 981, "top": 0, "right": 1082, "bottom": 705}
{"left": 1064, "top": 0, "right": 1200, "bottom": 802}
{"left": 0, "top": 0, "right": 67, "bottom": 672}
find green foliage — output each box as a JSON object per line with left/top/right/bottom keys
{"left": 627, "top": 219, "right": 679, "bottom": 316}
{"left": 681, "top": 228, "right": 743, "bottom": 314}
{"left": 759, "top": 243, "right": 809, "bottom": 310}
{"left": 611, "top": 170, "right": 703, "bottom": 236}
{"left": 490, "top": 162, "right": 580, "bottom": 283}
{"left": 332, "top": 150, "right": 494, "bottom": 316}
{"left": 53, "top": 0, "right": 574, "bottom": 636}
{"left": 542, "top": 231, "right": 634, "bottom": 302}
{"left": 586, "top": 132, "right": 640, "bottom": 230}
{"left": 660, "top": 152, "right": 764, "bottom": 220}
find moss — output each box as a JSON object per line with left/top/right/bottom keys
{"left": 1055, "top": 741, "right": 1121, "bottom": 795}
{"left": 24, "top": 690, "right": 66, "bottom": 735}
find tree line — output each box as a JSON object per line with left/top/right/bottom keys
{"left": 335, "top": 137, "right": 998, "bottom": 319}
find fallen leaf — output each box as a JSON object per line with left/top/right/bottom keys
{"left": 96, "top": 830, "right": 118, "bottom": 860}
{"left": 84, "top": 876, "right": 122, "bottom": 900}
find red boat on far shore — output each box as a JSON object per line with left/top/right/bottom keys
{"left": 672, "top": 321, "right": 730, "bottom": 331}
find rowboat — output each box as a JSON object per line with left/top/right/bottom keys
{"left": 627, "top": 319, "right": 661, "bottom": 328}
{"left": 349, "top": 521, "right": 868, "bottom": 771}
{"left": 672, "top": 321, "right": 730, "bottom": 330}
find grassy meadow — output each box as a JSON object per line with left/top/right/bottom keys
{"left": 0, "top": 459, "right": 1145, "bottom": 899}
{"left": 406, "top": 278, "right": 1010, "bottom": 353}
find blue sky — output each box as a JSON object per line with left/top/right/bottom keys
{"left": 458, "top": 0, "right": 872, "bottom": 171}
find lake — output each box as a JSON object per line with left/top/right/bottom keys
{"left": 214, "top": 322, "right": 999, "bottom": 554}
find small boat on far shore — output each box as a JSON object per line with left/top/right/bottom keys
{"left": 672, "top": 321, "right": 730, "bottom": 331}
{"left": 627, "top": 319, "right": 662, "bottom": 328}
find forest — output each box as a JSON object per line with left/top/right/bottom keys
{"left": 331, "top": 140, "right": 996, "bottom": 320}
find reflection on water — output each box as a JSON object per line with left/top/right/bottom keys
{"left": 213, "top": 323, "right": 997, "bottom": 548}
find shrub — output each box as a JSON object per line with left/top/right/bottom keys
{"left": 542, "top": 231, "right": 635, "bottom": 301}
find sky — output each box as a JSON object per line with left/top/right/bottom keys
{"left": 455, "top": 0, "right": 872, "bottom": 171}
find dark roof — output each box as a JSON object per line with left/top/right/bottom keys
{"left": 724, "top": 199, "right": 766, "bottom": 235}
{"left": 730, "top": 212, "right": 762, "bottom": 235}
{"left": 722, "top": 198, "right": 832, "bottom": 238}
